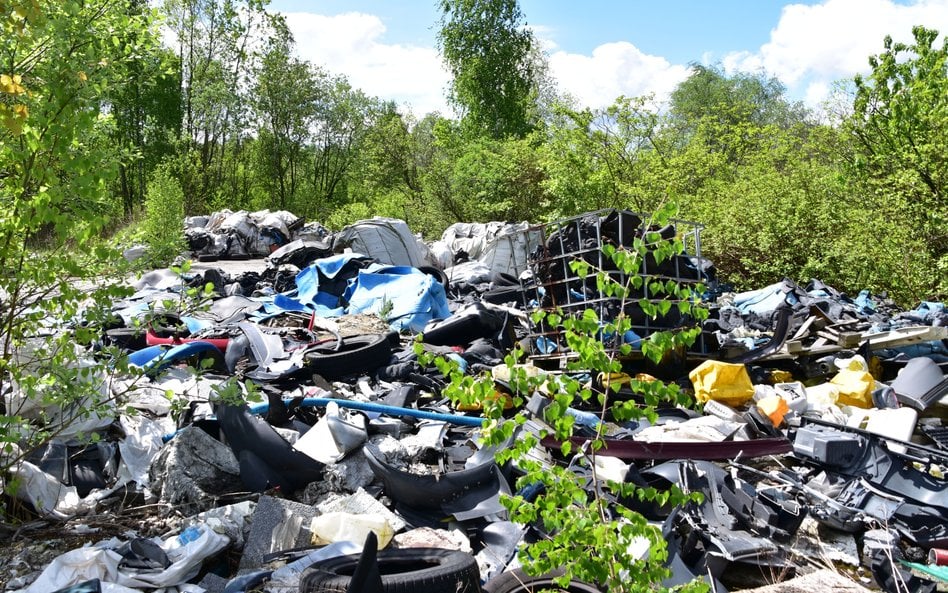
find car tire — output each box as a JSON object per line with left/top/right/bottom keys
{"left": 299, "top": 548, "right": 480, "bottom": 593}
{"left": 417, "top": 265, "right": 449, "bottom": 291}
{"left": 304, "top": 334, "right": 393, "bottom": 379}
{"left": 484, "top": 568, "right": 603, "bottom": 593}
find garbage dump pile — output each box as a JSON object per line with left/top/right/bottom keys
{"left": 4, "top": 209, "right": 948, "bottom": 593}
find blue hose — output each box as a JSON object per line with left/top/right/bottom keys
{"left": 162, "top": 397, "right": 485, "bottom": 441}
{"left": 258, "top": 397, "right": 487, "bottom": 427}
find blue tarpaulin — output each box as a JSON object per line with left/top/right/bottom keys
{"left": 344, "top": 266, "right": 451, "bottom": 332}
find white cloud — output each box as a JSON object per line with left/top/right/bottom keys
{"left": 281, "top": 10, "right": 689, "bottom": 115}
{"left": 723, "top": 0, "right": 948, "bottom": 108}
{"left": 281, "top": 11, "right": 451, "bottom": 116}
{"left": 547, "top": 42, "right": 692, "bottom": 109}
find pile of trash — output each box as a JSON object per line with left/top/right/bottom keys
{"left": 3, "top": 209, "right": 947, "bottom": 593}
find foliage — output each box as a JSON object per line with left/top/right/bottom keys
{"left": 438, "top": 0, "right": 540, "bottom": 139}
{"left": 252, "top": 23, "right": 321, "bottom": 209}
{"left": 850, "top": 25, "right": 948, "bottom": 300}
{"left": 421, "top": 203, "right": 708, "bottom": 592}
{"left": 422, "top": 124, "right": 551, "bottom": 225}
{"left": 141, "top": 160, "right": 186, "bottom": 266}
{"left": 669, "top": 64, "right": 809, "bottom": 136}
{"left": 0, "top": 0, "right": 159, "bottom": 512}
{"left": 106, "top": 0, "right": 182, "bottom": 215}
{"left": 541, "top": 97, "right": 671, "bottom": 216}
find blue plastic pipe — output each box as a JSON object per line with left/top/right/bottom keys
{"left": 254, "top": 397, "right": 487, "bottom": 427}
{"left": 162, "top": 397, "right": 485, "bottom": 441}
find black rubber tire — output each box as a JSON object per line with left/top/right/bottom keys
{"left": 484, "top": 568, "right": 603, "bottom": 593}
{"left": 104, "top": 327, "right": 147, "bottom": 351}
{"left": 417, "top": 265, "right": 449, "bottom": 291}
{"left": 299, "top": 548, "right": 480, "bottom": 593}
{"left": 304, "top": 334, "right": 393, "bottom": 379}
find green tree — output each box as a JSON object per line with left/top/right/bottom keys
{"left": 163, "top": 0, "right": 277, "bottom": 212}
{"left": 669, "top": 64, "right": 808, "bottom": 133}
{"left": 252, "top": 23, "right": 320, "bottom": 209}
{"left": 142, "top": 160, "right": 186, "bottom": 264}
{"left": 541, "top": 97, "right": 670, "bottom": 216}
{"left": 437, "top": 0, "right": 539, "bottom": 139}
{"left": 850, "top": 26, "right": 948, "bottom": 299}
{"left": 309, "top": 76, "right": 384, "bottom": 219}
{"left": 0, "top": 0, "right": 159, "bottom": 510}
{"left": 423, "top": 203, "right": 708, "bottom": 592}
{"left": 106, "top": 0, "right": 182, "bottom": 215}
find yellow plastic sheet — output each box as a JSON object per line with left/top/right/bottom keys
{"left": 689, "top": 360, "right": 755, "bottom": 406}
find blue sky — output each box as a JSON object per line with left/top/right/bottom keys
{"left": 268, "top": 0, "right": 948, "bottom": 116}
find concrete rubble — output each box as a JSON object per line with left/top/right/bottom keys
{"left": 2, "top": 209, "right": 947, "bottom": 592}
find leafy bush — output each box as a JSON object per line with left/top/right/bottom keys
{"left": 422, "top": 204, "right": 709, "bottom": 592}
{"left": 142, "top": 161, "right": 186, "bottom": 265}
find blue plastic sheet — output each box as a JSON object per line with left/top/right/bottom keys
{"left": 294, "top": 253, "right": 366, "bottom": 308}
{"left": 733, "top": 282, "right": 798, "bottom": 314}
{"left": 344, "top": 266, "right": 451, "bottom": 332}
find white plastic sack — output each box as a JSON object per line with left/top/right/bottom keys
{"left": 444, "top": 261, "right": 493, "bottom": 286}
{"left": 117, "top": 525, "right": 229, "bottom": 588}
{"left": 440, "top": 221, "right": 541, "bottom": 278}
{"left": 116, "top": 414, "right": 166, "bottom": 489}
{"left": 203, "top": 209, "right": 232, "bottom": 233}
{"left": 252, "top": 209, "right": 299, "bottom": 240}
{"left": 12, "top": 460, "right": 95, "bottom": 519}
{"left": 5, "top": 361, "right": 115, "bottom": 439}
{"left": 14, "top": 547, "right": 123, "bottom": 593}
{"left": 428, "top": 239, "right": 454, "bottom": 270}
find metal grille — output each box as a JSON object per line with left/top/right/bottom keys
{"left": 521, "top": 209, "right": 713, "bottom": 360}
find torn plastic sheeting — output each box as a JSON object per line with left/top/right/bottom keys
{"left": 131, "top": 268, "right": 183, "bottom": 291}
{"left": 633, "top": 415, "right": 745, "bottom": 443}
{"left": 269, "top": 293, "right": 344, "bottom": 317}
{"left": 16, "top": 525, "right": 228, "bottom": 592}
{"left": 294, "top": 253, "right": 369, "bottom": 308}
{"left": 732, "top": 280, "right": 800, "bottom": 315}
{"left": 344, "top": 266, "right": 451, "bottom": 333}
{"left": 6, "top": 368, "right": 115, "bottom": 440}
{"left": 293, "top": 401, "right": 367, "bottom": 464}
{"left": 115, "top": 415, "right": 165, "bottom": 489}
